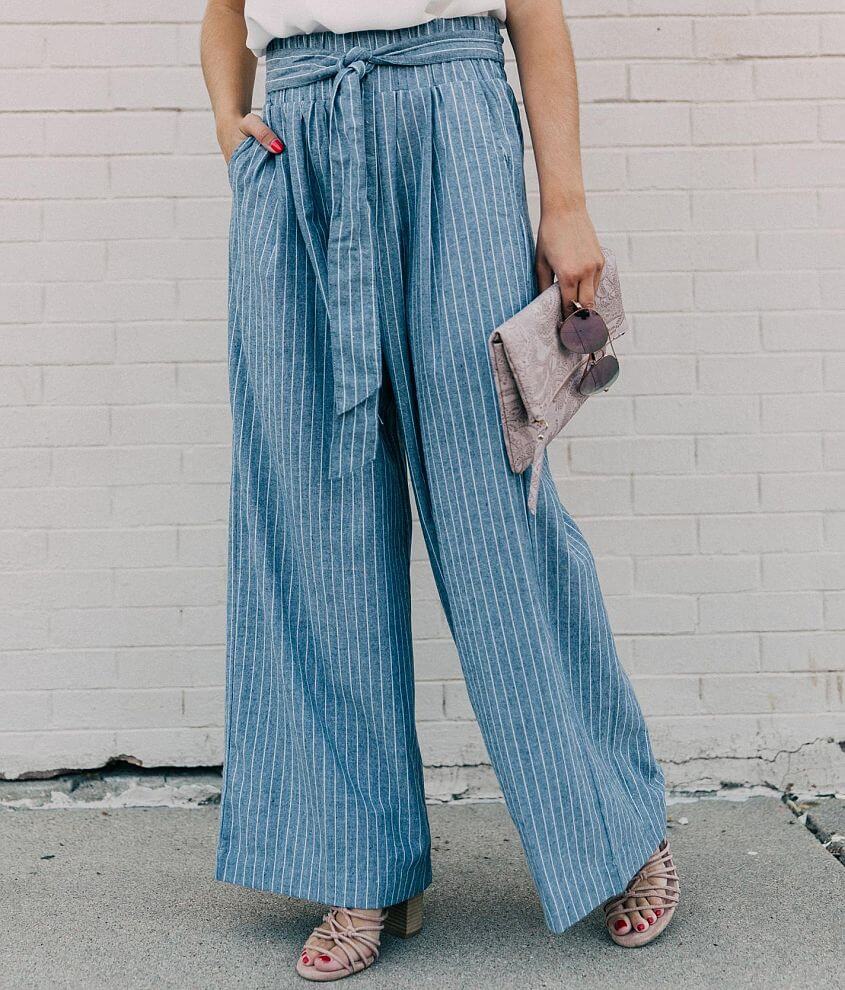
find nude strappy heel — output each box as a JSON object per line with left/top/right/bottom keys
{"left": 296, "top": 893, "right": 423, "bottom": 982}
{"left": 603, "top": 840, "right": 679, "bottom": 947}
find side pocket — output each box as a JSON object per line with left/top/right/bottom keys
{"left": 489, "top": 82, "right": 524, "bottom": 165}
{"left": 227, "top": 135, "right": 257, "bottom": 182}
{"left": 482, "top": 81, "right": 529, "bottom": 223}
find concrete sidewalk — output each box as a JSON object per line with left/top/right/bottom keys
{"left": 1, "top": 798, "right": 842, "bottom": 989}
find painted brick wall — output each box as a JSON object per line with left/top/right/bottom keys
{"left": 1, "top": 2, "right": 843, "bottom": 793}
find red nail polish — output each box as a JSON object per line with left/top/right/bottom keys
{"left": 302, "top": 955, "right": 309, "bottom": 964}
{"left": 614, "top": 920, "right": 627, "bottom": 931}
{"left": 319, "top": 955, "right": 331, "bottom": 963}
{"left": 654, "top": 908, "right": 663, "bottom": 917}
{"left": 636, "top": 923, "right": 646, "bottom": 932}
{"left": 269, "top": 139, "right": 284, "bottom": 153}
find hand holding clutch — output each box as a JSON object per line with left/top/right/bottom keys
{"left": 488, "top": 247, "right": 629, "bottom": 514}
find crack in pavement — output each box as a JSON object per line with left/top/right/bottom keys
{"left": 783, "top": 793, "right": 845, "bottom": 868}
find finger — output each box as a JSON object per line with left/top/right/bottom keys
{"left": 594, "top": 254, "right": 605, "bottom": 298}
{"left": 558, "top": 273, "right": 579, "bottom": 315}
{"left": 242, "top": 112, "right": 284, "bottom": 154}
{"left": 578, "top": 269, "right": 597, "bottom": 309}
{"left": 535, "top": 254, "right": 554, "bottom": 294}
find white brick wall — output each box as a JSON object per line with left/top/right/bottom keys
{"left": 1, "top": 3, "right": 843, "bottom": 793}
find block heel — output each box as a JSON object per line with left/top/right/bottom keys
{"left": 383, "top": 893, "right": 424, "bottom": 938}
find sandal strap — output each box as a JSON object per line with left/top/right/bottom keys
{"left": 342, "top": 907, "right": 388, "bottom": 925}
{"left": 321, "top": 907, "right": 387, "bottom": 934}
{"left": 304, "top": 907, "right": 386, "bottom": 974}
{"left": 604, "top": 841, "right": 680, "bottom": 920}
{"left": 605, "top": 894, "right": 680, "bottom": 922}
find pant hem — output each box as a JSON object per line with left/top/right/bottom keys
{"left": 540, "top": 811, "right": 668, "bottom": 934}
{"left": 214, "top": 861, "right": 434, "bottom": 911}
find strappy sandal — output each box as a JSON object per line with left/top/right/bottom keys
{"left": 603, "top": 839, "right": 680, "bottom": 947}
{"left": 296, "top": 894, "right": 423, "bottom": 982}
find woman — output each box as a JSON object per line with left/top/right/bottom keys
{"left": 201, "top": 0, "right": 679, "bottom": 980}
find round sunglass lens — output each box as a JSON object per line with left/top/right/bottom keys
{"left": 579, "top": 354, "right": 620, "bottom": 396}
{"left": 560, "top": 309, "right": 609, "bottom": 353}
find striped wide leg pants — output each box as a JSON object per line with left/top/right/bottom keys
{"left": 215, "top": 15, "right": 667, "bottom": 934}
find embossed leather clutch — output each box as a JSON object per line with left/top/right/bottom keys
{"left": 488, "top": 247, "right": 629, "bottom": 514}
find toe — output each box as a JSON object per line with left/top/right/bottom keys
{"left": 637, "top": 896, "right": 656, "bottom": 925}
{"left": 609, "top": 896, "right": 637, "bottom": 935}
{"left": 314, "top": 953, "right": 344, "bottom": 973}
{"left": 625, "top": 897, "right": 648, "bottom": 934}
{"left": 647, "top": 892, "right": 665, "bottom": 919}
{"left": 300, "top": 945, "right": 319, "bottom": 968}
{"left": 650, "top": 876, "right": 669, "bottom": 917}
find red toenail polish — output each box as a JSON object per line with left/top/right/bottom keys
{"left": 614, "top": 920, "right": 627, "bottom": 931}
{"left": 319, "top": 955, "right": 331, "bottom": 963}
{"left": 636, "top": 924, "right": 646, "bottom": 932}
{"left": 654, "top": 909, "right": 663, "bottom": 917}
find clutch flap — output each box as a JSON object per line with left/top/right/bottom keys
{"left": 492, "top": 284, "right": 575, "bottom": 422}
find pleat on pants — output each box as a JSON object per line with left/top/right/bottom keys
{"left": 215, "top": 15, "right": 667, "bottom": 934}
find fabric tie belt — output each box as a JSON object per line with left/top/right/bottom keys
{"left": 265, "top": 30, "right": 505, "bottom": 479}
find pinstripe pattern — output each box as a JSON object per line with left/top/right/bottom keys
{"left": 265, "top": 28, "right": 506, "bottom": 479}
{"left": 215, "top": 16, "right": 667, "bottom": 934}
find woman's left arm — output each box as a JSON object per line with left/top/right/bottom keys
{"left": 506, "top": 0, "right": 604, "bottom": 310}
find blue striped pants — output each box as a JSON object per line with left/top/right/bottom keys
{"left": 215, "top": 15, "right": 666, "bottom": 934}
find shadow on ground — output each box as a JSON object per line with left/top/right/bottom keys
{"left": 1, "top": 798, "right": 842, "bottom": 989}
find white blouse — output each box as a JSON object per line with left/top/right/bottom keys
{"left": 244, "top": 1, "right": 507, "bottom": 56}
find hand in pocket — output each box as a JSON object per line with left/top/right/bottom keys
{"left": 220, "top": 112, "right": 284, "bottom": 164}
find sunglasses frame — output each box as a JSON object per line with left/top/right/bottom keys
{"left": 560, "top": 301, "right": 620, "bottom": 396}
{"left": 559, "top": 301, "right": 610, "bottom": 354}
{"left": 577, "top": 339, "right": 619, "bottom": 395}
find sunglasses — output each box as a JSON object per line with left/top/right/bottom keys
{"left": 559, "top": 302, "right": 620, "bottom": 396}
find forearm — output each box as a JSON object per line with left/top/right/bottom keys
{"left": 506, "top": 0, "right": 585, "bottom": 215}
{"left": 201, "top": 0, "right": 257, "bottom": 136}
